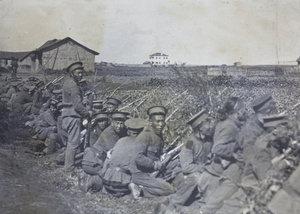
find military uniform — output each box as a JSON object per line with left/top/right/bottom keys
{"left": 200, "top": 111, "right": 244, "bottom": 213}
{"left": 131, "top": 115, "right": 174, "bottom": 197}
{"left": 82, "top": 112, "right": 128, "bottom": 175}
{"left": 62, "top": 62, "right": 89, "bottom": 173}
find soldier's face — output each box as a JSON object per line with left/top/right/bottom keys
{"left": 72, "top": 70, "right": 83, "bottom": 82}
{"left": 127, "top": 129, "right": 140, "bottom": 137}
{"left": 111, "top": 120, "right": 125, "bottom": 134}
{"left": 237, "top": 102, "right": 247, "bottom": 122}
{"left": 106, "top": 104, "right": 117, "bottom": 112}
{"left": 97, "top": 120, "right": 108, "bottom": 130}
{"left": 150, "top": 115, "right": 166, "bottom": 134}
{"left": 272, "top": 124, "right": 293, "bottom": 148}
{"left": 199, "top": 118, "right": 216, "bottom": 138}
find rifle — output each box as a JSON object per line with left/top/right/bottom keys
{"left": 84, "top": 69, "right": 98, "bottom": 148}
{"left": 152, "top": 143, "right": 184, "bottom": 178}
{"left": 279, "top": 102, "right": 300, "bottom": 116}
{"left": 44, "top": 74, "right": 64, "bottom": 89}
{"left": 107, "top": 78, "right": 130, "bottom": 98}
{"left": 118, "top": 86, "right": 161, "bottom": 111}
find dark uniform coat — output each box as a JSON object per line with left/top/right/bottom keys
{"left": 180, "top": 134, "right": 213, "bottom": 175}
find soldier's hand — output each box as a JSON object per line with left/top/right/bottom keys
{"left": 154, "top": 161, "right": 164, "bottom": 171}
{"left": 88, "top": 111, "right": 93, "bottom": 119}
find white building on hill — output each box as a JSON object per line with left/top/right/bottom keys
{"left": 149, "top": 53, "right": 170, "bottom": 67}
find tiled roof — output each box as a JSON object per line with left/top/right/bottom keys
{"left": 21, "top": 37, "right": 99, "bottom": 61}
{"left": 0, "top": 51, "right": 29, "bottom": 60}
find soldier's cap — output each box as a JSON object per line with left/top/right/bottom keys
{"left": 28, "top": 77, "right": 39, "bottom": 82}
{"left": 50, "top": 98, "right": 60, "bottom": 107}
{"left": 111, "top": 111, "right": 130, "bottom": 121}
{"left": 10, "top": 81, "right": 22, "bottom": 87}
{"left": 7, "top": 77, "right": 22, "bottom": 82}
{"left": 251, "top": 94, "right": 273, "bottom": 112}
{"left": 57, "top": 102, "right": 63, "bottom": 109}
{"left": 35, "top": 80, "right": 44, "bottom": 87}
{"left": 125, "top": 118, "right": 147, "bottom": 131}
{"left": 22, "top": 83, "right": 35, "bottom": 91}
{"left": 262, "top": 114, "right": 287, "bottom": 128}
{"left": 106, "top": 97, "right": 122, "bottom": 106}
{"left": 147, "top": 106, "right": 168, "bottom": 117}
{"left": 187, "top": 110, "right": 209, "bottom": 129}
{"left": 52, "top": 89, "right": 62, "bottom": 94}
{"left": 93, "top": 100, "right": 104, "bottom": 109}
{"left": 93, "top": 112, "right": 109, "bottom": 122}
{"left": 66, "top": 61, "right": 85, "bottom": 74}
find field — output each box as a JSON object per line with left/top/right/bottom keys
{"left": 1, "top": 65, "right": 300, "bottom": 214}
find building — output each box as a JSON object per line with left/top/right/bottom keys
{"left": 20, "top": 37, "right": 99, "bottom": 73}
{"left": 0, "top": 51, "right": 30, "bottom": 71}
{"left": 149, "top": 53, "right": 170, "bottom": 66}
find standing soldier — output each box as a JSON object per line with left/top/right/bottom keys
{"left": 11, "top": 57, "right": 18, "bottom": 78}
{"left": 130, "top": 106, "right": 175, "bottom": 197}
{"left": 62, "top": 62, "right": 91, "bottom": 175}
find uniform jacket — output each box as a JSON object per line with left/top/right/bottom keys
{"left": 62, "top": 78, "right": 88, "bottom": 118}
{"left": 212, "top": 117, "right": 240, "bottom": 160}
{"left": 251, "top": 133, "right": 280, "bottom": 182}
{"left": 9, "top": 89, "right": 32, "bottom": 109}
{"left": 90, "top": 125, "right": 103, "bottom": 146}
{"left": 93, "top": 125, "right": 123, "bottom": 153}
{"left": 180, "top": 134, "right": 213, "bottom": 175}
{"left": 131, "top": 125, "right": 164, "bottom": 174}
{"left": 107, "top": 136, "right": 138, "bottom": 171}
{"left": 238, "top": 114, "right": 264, "bottom": 149}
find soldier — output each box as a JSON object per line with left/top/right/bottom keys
{"left": 82, "top": 111, "right": 129, "bottom": 176}
{"left": 216, "top": 94, "right": 279, "bottom": 214}
{"left": 89, "top": 112, "right": 109, "bottom": 146}
{"left": 62, "top": 61, "right": 91, "bottom": 174}
{"left": 239, "top": 94, "right": 278, "bottom": 149}
{"left": 130, "top": 106, "right": 175, "bottom": 197}
{"left": 32, "top": 99, "right": 59, "bottom": 141}
{"left": 11, "top": 57, "right": 18, "bottom": 78}
{"left": 102, "top": 118, "right": 147, "bottom": 197}
{"left": 244, "top": 115, "right": 293, "bottom": 188}
{"left": 104, "top": 97, "right": 122, "bottom": 112}
{"left": 8, "top": 82, "right": 33, "bottom": 114}
{"left": 163, "top": 110, "right": 217, "bottom": 212}
{"left": 199, "top": 97, "right": 247, "bottom": 214}
{"left": 92, "top": 100, "right": 104, "bottom": 114}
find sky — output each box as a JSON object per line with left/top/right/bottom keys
{"left": 0, "top": 0, "right": 299, "bottom": 65}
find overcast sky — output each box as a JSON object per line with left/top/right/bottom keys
{"left": 0, "top": 0, "right": 299, "bottom": 65}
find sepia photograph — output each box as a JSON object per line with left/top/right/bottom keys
{"left": 0, "top": 0, "right": 299, "bottom": 213}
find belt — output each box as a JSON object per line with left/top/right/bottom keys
{"left": 112, "top": 166, "right": 130, "bottom": 175}
{"left": 63, "top": 104, "right": 73, "bottom": 107}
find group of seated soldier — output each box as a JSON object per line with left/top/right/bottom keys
{"left": 1, "top": 72, "right": 300, "bottom": 214}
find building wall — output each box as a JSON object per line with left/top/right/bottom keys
{"left": 149, "top": 55, "right": 170, "bottom": 66}
{"left": 42, "top": 41, "right": 96, "bottom": 72}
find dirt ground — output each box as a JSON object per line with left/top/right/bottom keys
{"left": 0, "top": 127, "right": 165, "bottom": 214}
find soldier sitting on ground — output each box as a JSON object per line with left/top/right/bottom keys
{"left": 82, "top": 111, "right": 129, "bottom": 176}
{"left": 130, "top": 106, "right": 175, "bottom": 197}
{"left": 162, "top": 109, "right": 217, "bottom": 213}
{"left": 102, "top": 117, "right": 147, "bottom": 198}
